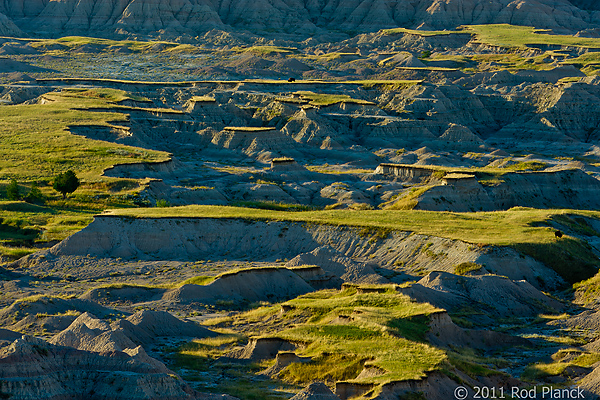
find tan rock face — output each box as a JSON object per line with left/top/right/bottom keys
{"left": 0, "top": 0, "right": 597, "bottom": 37}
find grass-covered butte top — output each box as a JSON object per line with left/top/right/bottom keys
{"left": 464, "top": 24, "right": 600, "bottom": 49}
{"left": 103, "top": 205, "right": 590, "bottom": 247}
{"left": 294, "top": 91, "right": 375, "bottom": 106}
{"left": 104, "top": 205, "right": 600, "bottom": 284}
{"left": 223, "top": 127, "right": 277, "bottom": 132}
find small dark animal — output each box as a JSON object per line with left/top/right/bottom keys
{"left": 555, "top": 230, "right": 563, "bottom": 238}
{"left": 288, "top": 77, "right": 296, "bottom": 82}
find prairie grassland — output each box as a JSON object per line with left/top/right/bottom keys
{"left": 0, "top": 88, "right": 169, "bottom": 256}
{"left": 179, "top": 287, "right": 446, "bottom": 398}
{"left": 28, "top": 36, "right": 181, "bottom": 53}
{"left": 294, "top": 91, "right": 375, "bottom": 106}
{"left": 381, "top": 27, "right": 460, "bottom": 36}
{"left": 105, "top": 205, "right": 584, "bottom": 246}
{"left": 464, "top": 24, "right": 600, "bottom": 49}
{"left": 0, "top": 88, "right": 168, "bottom": 182}
{"left": 180, "top": 285, "right": 545, "bottom": 398}
{"left": 233, "top": 45, "right": 298, "bottom": 55}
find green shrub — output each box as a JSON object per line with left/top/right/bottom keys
{"left": 6, "top": 179, "right": 20, "bottom": 200}
{"left": 24, "top": 182, "right": 45, "bottom": 204}
{"left": 155, "top": 199, "right": 171, "bottom": 207}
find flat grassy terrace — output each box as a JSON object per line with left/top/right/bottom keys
{"left": 105, "top": 205, "right": 600, "bottom": 284}
{"left": 294, "top": 91, "right": 375, "bottom": 106}
{"left": 0, "top": 87, "right": 169, "bottom": 257}
{"left": 28, "top": 35, "right": 181, "bottom": 53}
{"left": 0, "top": 87, "right": 168, "bottom": 181}
{"left": 464, "top": 24, "right": 600, "bottom": 49}
{"left": 104, "top": 205, "right": 590, "bottom": 246}
{"left": 381, "top": 27, "right": 460, "bottom": 36}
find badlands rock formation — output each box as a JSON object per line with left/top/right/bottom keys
{"left": 0, "top": 335, "right": 204, "bottom": 400}
{"left": 20, "top": 216, "right": 565, "bottom": 290}
{"left": 0, "top": 0, "right": 598, "bottom": 38}
{"left": 0, "top": 310, "right": 232, "bottom": 400}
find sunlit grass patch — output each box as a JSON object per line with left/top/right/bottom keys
{"left": 381, "top": 28, "right": 460, "bottom": 36}
{"left": 0, "top": 244, "right": 38, "bottom": 260}
{"left": 253, "top": 289, "right": 446, "bottom": 385}
{"left": 522, "top": 349, "right": 600, "bottom": 381}
{"left": 233, "top": 46, "right": 298, "bottom": 56}
{"left": 0, "top": 88, "right": 168, "bottom": 181}
{"left": 294, "top": 91, "right": 375, "bottom": 106}
{"left": 464, "top": 24, "right": 600, "bottom": 49}
{"left": 179, "top": 276, "right": 217, "bottom": 286}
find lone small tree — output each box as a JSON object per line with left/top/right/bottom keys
{"left": 6, "top": 179, "right": 20, "bottom": 200}
{"left": 53, "top": 170, "right": 80, "bottom": 199}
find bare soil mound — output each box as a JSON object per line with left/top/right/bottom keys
{"left": 426, "top": 311, "right": 530, "bottom": 350}
{"left": 0, "top": 57, "right": 48, "bottom": 73}
{"left": 0, "top": 42, "right": 38, "bottom": 55}
{"left": 1, "top": 85, "right": 53, "bottom": 104}
{"left": 125, "top": 310, "right": 216, "bottom": 339}
{"left": 272, "top": 58, "right": 312, "bottom": 74}
{"left": 384, "top": 53, "right": 426, "bottom": 68}
{"left": 579, "top": 365, "right": 600, "bottom": 397}
{"left": 0, "top": 328, "right": 20, "bottom": 346}
{"left": 286, "top": 246, "right": 385, "bottom": 284}
{"left": 226, "top": 337, "right": 296, "bottom": 361}
{"left": 288, "top": 265, "right": 344, "bottom": 289}
{"left": 291, "top": 382, "right": 340, "bottom": 400}
{"left": 400, "top": 271, "right": 563, "bottom": 322}
{"left": 0, "top": 296, "right": 117, "bottom": 334}
{"left": 550, "top": 309, "right": 600, "bottom": 331}
{"left": 163, "top": 267, "right": 314, "bottom": 304}
{"left": 51, "top": 312, "right": 139, "bottom": 354}
{"left": 0, "top": 335, "right": 201, "bottom": 400}
{"left": 81, "top": 285, "right": 166, "bottom": 304}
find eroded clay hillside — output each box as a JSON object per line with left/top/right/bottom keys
{"left": 0, "top": 0, "right": 600, "bottom": 38}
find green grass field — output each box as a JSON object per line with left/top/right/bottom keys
{"left": 275, "top": 289, "right": 445, "bottom": 388}
{"left": 28, "top": 36, "right": 183, "bottom": 53}
{"left": 381, "top": 28, "right": 460, "bottom": 37}
{"left": 178, "top": 286, "right": 446, "bottom": 399}
{"left": 0, "top": 88, "right": 170, "bottom": 256}
{"left": 294, "top": 91, "right": 375, "bottom": 106}
{"left": 0, "top": 88, "right": 168, "bottom": 181}
{"left": 464, "top": 24, "right": 600, "bottom": 49}
{"left": 233, "top": 45, "right": 298, "bottom": 56}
